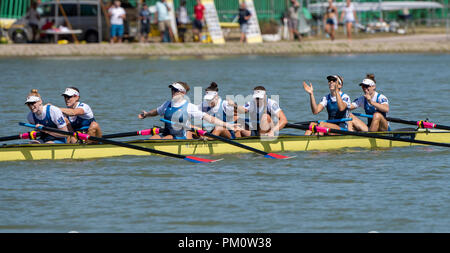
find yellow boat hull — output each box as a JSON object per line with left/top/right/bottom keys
{"left": 1, "top": 130, "right": 449, "bottom": 162}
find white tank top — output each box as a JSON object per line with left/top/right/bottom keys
{"left": 344, "top": 4, "right": 355, "bottom": 22}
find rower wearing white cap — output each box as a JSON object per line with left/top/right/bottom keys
{"left": 59, "top": 87, "right": 102, "bottom": 143}
{"left": 303, "top": 75, "right": 352, "bottom": 135}
{"left": 138, "top": 81, "right": 240, "bottom": 139}
{"left": 198, "top": 82, "right": 241, "bottom": 139}
{"left": 238, "top": 86, "right": 287, "bottom": 137}
{"left": 349, "top": 74, "right": 390, "bottom": 132}
{"left": 25, "top": 89, "right": 69, "bottom": 144}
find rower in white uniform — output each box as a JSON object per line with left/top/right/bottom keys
{"left": 25, "top": 89, "right": 69, "bottom": 144}
{"left": 59, "top": 87, "right": 102, "bottom": 143}
{"left": 198, "top": 82, "right": 240, "bottom": 139}
{"left": 238, "top": 86, "right": 288, "bottom": 137}
{"left": 303, "top": 75, "right": 352, "bottom": 135}
{"left": 349, "top": 74, "right": 390, "bottom": 132}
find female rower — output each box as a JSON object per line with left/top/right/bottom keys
{"left": 349, "top": 74, "right": 390, "bottom": 132}
{"left": 198, "top": 82, "right": 240, "bottom": 139}
{"left": 238, "top": 86, "right": 288, "bottom": 137}
{"left": 303, "top": 75, "right": 352, "bottom": 135}
{"left": 59, "top": 87, "right": 102, "bottom": 143}
{"left": 138, "top": 81, "right": 240, "bottom": 139}
{"left": 324, "top": 0, "right": 338, "bottom": 41}
{"left": 25, "top": 89, "right": 69, "bottom": 144}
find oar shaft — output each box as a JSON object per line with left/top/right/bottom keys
{"left": 353, "top": 113, "right": 450, "bottom": 131}
{"left": 286, "top": 123, "right": 450, "bottom": 148}
{"left": 294, "top": 118, "right": 352, "bottom": 126}
{"left": 20, "top": 123, "right": 185, "bottom": 159}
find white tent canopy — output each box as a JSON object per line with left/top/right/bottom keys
{"left": 308, "top": 1, "right": 444, "bottom": 14}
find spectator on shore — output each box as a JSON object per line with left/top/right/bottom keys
{"left": 193, "top": 0, "right": 205, "bottom": 42}
{"left": 324, "top": 0, "right": 338, "bottom": 41}
{"left": 40, "top": 19, "right": 54, "bottom": 42}
{"left": 238, "top": 2, "right": 251, "bottom": 43}
{"left": 176, "top": 0, "right": 190, "bottom": 42}
{"left": 139, "top": 3, "right": 151, "bottom": 43}
{"left": 287, "top": 0, "right": 301, "bottom": 41}
{"left": 25, "top": 2, "right": 40, "bottom": 43}
{"left": 155, "top": 0, "right": 174, "bottom": 43}
{"left": 108, "top": 0, "right": 126, "bottom": 43}
{"left": 340, "top": 0, "right": 358, "bottom": 41}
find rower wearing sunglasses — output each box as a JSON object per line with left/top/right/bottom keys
{"left": 138, "top": 81, "right": 241, "bottom": 139}
{"left": 349, "top": 74, "right": 390, "bottom": 132}
{"left": 25, "top": 89, "right": 69, "bottom": 144}
{"left": 59, "top": 87, "right": 102, "bottom": 143}
{"left": 303, "top": 75, "right": 352, "bottom": 135}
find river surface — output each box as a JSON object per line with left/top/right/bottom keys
{"left": 0, "top": 54, "right": 449, "bottom": 232}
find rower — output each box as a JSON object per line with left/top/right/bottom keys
{"left": 349, "top": 74, "right": 390, "bottom": 132}
{"left": 138, "top": 81, "right": 240, "bottom": 139}
{"left": 302, "top": 75, "right": 352, "bottom": 135}
{"left": 198, "top": 82, "right": 240, "bottom": 139}
{"left": 25, "top": 89, "right": 69, "bottom": 144}
{"left": 238, "top": 86, "right": 287, "bottom": 137}
{"left": 59, "top": 87, "right": 102, "bottom": 143}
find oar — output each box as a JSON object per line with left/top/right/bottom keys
{"left": 285, "top": 123, "right": 450, "bottom": 148}
{"left": 160, "top": 118, "right": 294, "bottom": 159}
{"left": 102, "top": 127, "right": 161, "bottom": 139}
{"left": 0, "top": 131, "right": 41, "bottom": 142}
{"left": 293, "top": 118, "right": 352, "bottom": 126}
{"left": 352, "top": 113, "right": 450, "bottom": 131}
{"left": 19, "top": 123, "right": 220, "bottom": 163}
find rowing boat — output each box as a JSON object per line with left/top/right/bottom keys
{"left": 1, "top": 129, "right": 449, "bottom": 162}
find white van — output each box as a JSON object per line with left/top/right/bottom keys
{"left": 8, "top": 0, "right": 135, "bottom": 43}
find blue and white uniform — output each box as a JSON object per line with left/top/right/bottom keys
{"left": 199, "top": 98, "right": 235, "bottom": 131}
{"left": 67, "top": 102, "right": 96, "bottom": 131}
{"left": 157, "top": 99, "right": 205, "bottom": 139}
{"left": 27, "top": 105, "right": 67, "bottom": 143}
{"left": 351, "top": 91, "right": 390, "bottom": 128}
{"left": 199, "top": 98, "right": 236, "bottom": 138}
{"left": 319, "top": 91, "right": 351, "bottom": 129}
{"left": 244, "top": 98, "right": 281, "bottom": 136}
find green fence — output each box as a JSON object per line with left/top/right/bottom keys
{"left": 0, "top": 0, "right": 30, "bottom": 19}
{"left": 1, "top": 0, "right": 448, "bottom": 23}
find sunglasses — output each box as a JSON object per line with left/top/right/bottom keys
{"left": 26, "top": 101, "right": 37, "bottom": 105}
{"left": 361, "top": 85, "right": 371, "bottom": 89}
{"left": 63, "top": 95, "right": 74, "bottom": 99}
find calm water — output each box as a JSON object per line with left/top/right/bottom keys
{"left": 0, "top": 54, "right": 449, "bottom": 232}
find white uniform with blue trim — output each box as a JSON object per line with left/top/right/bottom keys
{"left": 198, "top": 98, "right": 235, "bottom": 131}
{"left": 67, "top": 102, "right": 95, "bottom": 131}
{"left": 27, "top": 105, "right": 67, "bottom": 143}
{"left": 157, "top": 99, "right": 205, "bottom": 139}
{"left": 244, "top": 98, "right": 281, "bottom": 133}
{"left": 319, "top": 91, "right": 351, "bottom": 129}
{"left": 352, "top": 91, "right": 390, "bottom": 128}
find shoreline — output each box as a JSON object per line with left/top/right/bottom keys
{"left": 0, "top": 34, "right": 449, "bottom": 57}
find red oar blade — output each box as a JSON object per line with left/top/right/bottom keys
{"left": 184, "top": 156, "right": 223, "bottom": 163}
{"left": 264, "top": 153, "right": 295, "bottom": 159}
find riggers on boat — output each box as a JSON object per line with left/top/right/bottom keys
{"left": 1, "top": 129, "right": 449, "bottom": 162}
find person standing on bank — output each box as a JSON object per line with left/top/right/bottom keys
{"left": 340, "top": 0, "right": 358, "bottom": 41}
{"left": 238, "top": 2, "right": 252, "bottom": 43}
{"left": 155, "top": 0, "right": 174, "bottom": 43}
{"left": 176, "top": 0, "right": 190, "bottom": 42}
{"left": 139, "top": 3, "right": 152, "bottom": 43}
{"left": 108, "top": 0, "right": 126, "bottom": 44}
{"left": 192, "top": 0, "right": 205, "bottom": 42}
{"left": 287, "top": 0, "right": 302, "bottom": 41}
{"left": 324, "top": 0, "right": 338, "bottom": 41}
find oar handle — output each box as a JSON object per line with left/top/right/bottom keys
{"left": 102, "top": 128, "right": 161, "bottom": 139}
{"left": 0, "top": 131, "right": 40, "bottom": 142}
